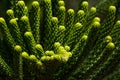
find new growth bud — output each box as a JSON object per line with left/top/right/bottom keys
{"left": 68, "top": 9, "right": 74, "bottom": 14}
{"left": 90, "top": 7, "right": 96, "bottom": 13}
{"left": 36, "top": 61, "right": 42, "bottom": 66}
{"left": 65, "top": 46, "right": 70, "bottom": 51}
{"left": 41, "top": 56, "right": 51, "bottom": 62}
{"left": 17, "top": 1, "right": 25, "bottom": 7}
{"left": 77, "top": 10, "right": 84, "bottom": 15}
{"left": 52, "top": 55, "right": 61, "bottom": 61}
{"left": 21, "top": 16, "right": 29, "bottom": 22}
{"left": 82, "top": 1, "right": 88, "bottom": 7}
{"left": 81, "top": 35, "right": 88, "bottom": 41}
{"left": 21, "top": 52, "right": 29, "bottom": 58}
{"left": 116, "top": 20, "right": 120, "bottom": 26}
{"left": 24, "top": 32, "right": 32, "bottom": 37}
{"left": 9, "top": 19, "right": 17, "bottom": 24}
{"left": 109, "top": 6, "right": 116, "bottom": 12}
{"left": 106, "top": 42, "right": 115, "bottom": 49}
{"left": 74, "top": 22, "right": 83, "bottom": 28}
{"left": 14, "top": 45, "right": 22, "bottom": 52}
{"left": 45, "top": 51, "right": 54, "bottom": 56}
{"left": 59, "top": 26, "right": 66, "bottom": 31}
{"left": 52, "top": 17, "right": 58, "bottom": 23}
{"left": 41, "top": 56, "right": 46, "bottom": 62}
{"left": 58, "top": 1, "right": 65, "bottom": 7}
{"left": 59, "top": 6, "right": 65, "bottom": 11}
{"left": 93, "top": 17, "right": 101, "bottom": 22}
{"left": 54, "top": 42, "right": 61, "bottom": 48}
{"left": 6, "top": 9, "right": 14, "bottom": 15}
{"left": 0, "top": 18, "right": 5, "bottom": 24}
{"left": 29, "top": 55, "right": 37, "bottom": 61}
{"left": 92, "top": 21, "right": 100, "bottom": 28}
{"left": 32, "top": 1, "right": 39, "bottom": 7}
{"left": 104, "top": 36, "right": 112, "bottom": 43}
{"left": 35, "top": 44, "right": 43, "bottom": 49}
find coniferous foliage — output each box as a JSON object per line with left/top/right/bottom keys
{"left": 0, "top": 0, "right": 120, "bottom": 80}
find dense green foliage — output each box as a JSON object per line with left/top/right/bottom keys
{"left": 0, "top": 0, "right": 120, "bottom": 80}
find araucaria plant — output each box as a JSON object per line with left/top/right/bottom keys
{"left": 0, "top": 0, "right": 120, "bottom": 80}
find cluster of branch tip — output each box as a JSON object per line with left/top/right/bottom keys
{"left": 0, "top": 0, "right": 120, "bottom": 80}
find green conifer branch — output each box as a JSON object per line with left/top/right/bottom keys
{"left": 0, "top": 0, "right": 120, "bottom": 79}
{"left": 52, "top": 0, "right": 64, "bottom": 16}
{"left": 79, "top": 1, "right": 88, "bottom": 13}
{"left": 9, "top": 19, "right": 25, "bottom": 50}
{"left": 35, "top": 44, "right": 44, "bottom": 57}
{"left": 13, "top": 45, "right": 23, "bottom": 80}
{"left": 29, "top": 1, "right": 40, "bottom": 43}
{"left": 57, "top": 6, "right": 66, "bottom": 26}
{"left": 83, "top": 7, "right": 97, "bottom": 32}
{"left": 55, "top": 35, "right": 88, "bottom": 80}
{"left": 68, "top": 22, "right": 83, "bottom": 48}
{"left": 68, "top": 42, "right": 113, "bottom": 79}
{"left": 56, "top": 26, "right": 66, "bottom": 44}
{"left": 0, "top": 18, "right": 15, "bottom": 50}
{"left": 19, "top": 16, "right": 31, "bottom": 36}
{"left": 103, "top": 62, "right": 120, "bottom": 80}
{"left": 47, "top": 17, "right": 58, "bottom": 50}
{"left": 63, "top": 9, "right": 74, "bottom": 45}
{"left": 6, "top": 9, "right": 15, "bottom": 25}
{"left": 14, "top": 1, "right": 27, "bottom": 19}
{"left": 96, "top": 0, "right": 117, "bottom": 14}
{"left": 82, "top": 21, "right": 100, "bottom": 54}
{"left": 110, "top": 20, "right": 120, "bottom": 44}
{"left": 97, "top": 6, "right": 116, "bottom": 44}
{"left": 75, "top": 10, "right": 85, "bottom": 24}
{"left": 24, "top": 32, "right": 37, "bottom": 55}
{"left": 0, "top": 55, "right": 13, "bottom": 78}
{"left": 42, "top": 0, "right": 52, "bottom": 49}
{"left": 82, "top": 42, "right": 115, "bottom": 79}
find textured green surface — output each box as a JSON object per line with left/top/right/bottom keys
{"left": 0, "top": 0, "right": 120, "bottom": 80}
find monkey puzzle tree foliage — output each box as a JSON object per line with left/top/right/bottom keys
{"left": 0, "top": 0, "right": 120, "bottom": 80}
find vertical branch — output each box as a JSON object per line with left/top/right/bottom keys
{"left": 56, "top": 26, "right": 66, "bottom": 44}
{"left": 19, "top": 16, "right": 31, "bottom": 36}
{"left": 14, "top": 1, "right": 27, "bottom": 19}
{"left": 57, "top": 6, "right": 66, "bottom": 26}
{"left": 63, "top": 9, "right": 74, "bottom": 46}
{"left": 29, "top": 1, "right": 40, "bottom": 43}
{"left": 85, "top": 42, "right": 115, "bottom": 80}
{"left": 68, "top": 22, "right": 83, "bottom": 48}
{"left": 55, "top": 35, "right": 88, "bottom": 80}
{"left": 9, "top": 19, "right": 25, "bottom": 50}
{"left": 47, "top": 17, "right": 58, "bottom": 50}
{"left": 0, "top": 55, "right": 13, "bottom": 78}
{"left": 24, "top": 32, "right": 37, "bottom": 56}
{"left": 82, "top": 21, "right": 100, "bottom": 58}
{"left": 0, "top": 18, "right": 15, "bottom": 50}
{"left": 52, "top": 0, "right": 64, "bottom": 16}
{"left": 79, "top": 1, "right": 88, "bottom": 13}
{"left": 97, "top": 6, "right": 116, "bottom": 45}
{"left": 83, "top": 7, "right": 96, "bottom": 32}
{"left": 35, "top": 44, "right": 44, "bottom": 57}
{"left": 6, "top": 9, "right": 15, "bottom": 25}
{"left": 14, "top": 45, "right": 23, "bottom": 80}
{"left": 110, "top": 20, "right": 120, "bottom": 44}
{"left": 75, "top": 10, "right": 85, "bottom": 24}
{"left": 42, "top": 0, "right": 52, "bottom": 49}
